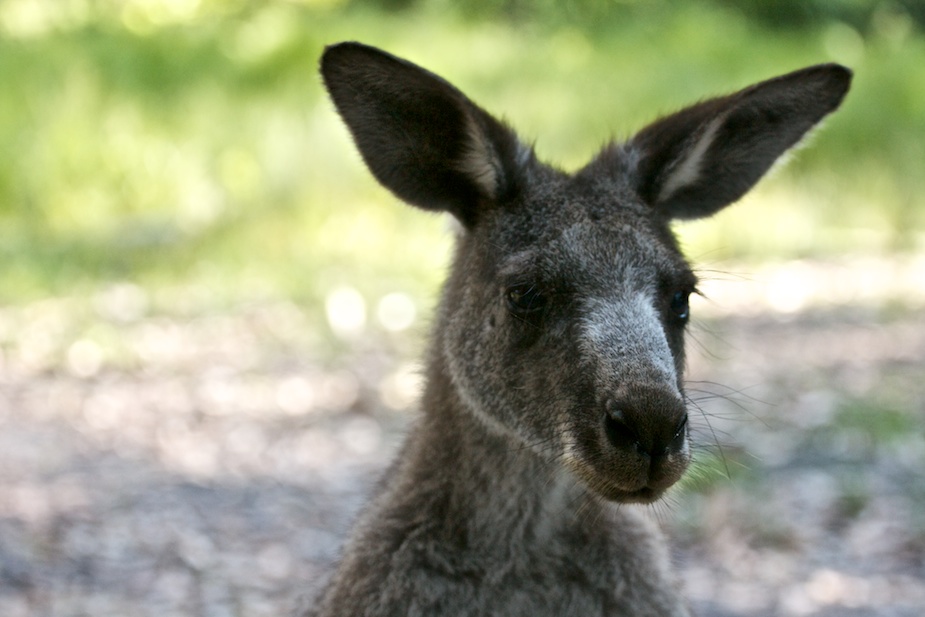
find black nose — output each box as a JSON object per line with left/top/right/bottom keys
{"left": 603, "top": 385, "right": 688, "bottom": 458}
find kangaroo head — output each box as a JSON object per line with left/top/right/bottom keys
{"left": 320, "top": 42, "right": 850, "bottom": 503}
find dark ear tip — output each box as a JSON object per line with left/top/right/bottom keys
{"left": 819, "top": 62, "right": 853, "bottom": 86}
{"left": 772, "top": 63, "right": 851, "bottom": 113}
{"left": 322, "top": 41, "right": 370, "bottom": 57}
{"left": 810, "top": 63, "right": 853, "bottom": 100}
{"left": 320, "top": 42, "right": 381, "bottom": 78}
{"left": 320, "top": 41, "right": 356, "bottom": 66}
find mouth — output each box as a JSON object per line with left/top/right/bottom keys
{"left": 564, "top": 429, "right": 690, "bottom": 505}
{"left": 599, "top": 484, "right": 665, "bottom": 504}
{"left": 567, "top": 450, "right": 689, "bottom": 504}
{"left": 568, "top": 463, "right": 674, "bottom": 504}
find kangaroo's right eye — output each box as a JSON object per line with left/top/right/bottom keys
{"left": 505, "top": 284, "right": 548, "bottom": 314}
{"left": 669, "top": 290, "right": 691, "bottom": 321}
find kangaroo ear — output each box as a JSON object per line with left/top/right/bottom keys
{"left": 320, "top": 42, "right": 525, "bottom": 228}
{"left": 630, "top": 64, "right": 852, "bottom": 220}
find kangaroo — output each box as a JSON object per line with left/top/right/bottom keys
{"left": 311, "top": 42, "right": 851, "bottom": 616}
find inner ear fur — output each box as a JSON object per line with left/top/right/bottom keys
{"left": 627, "top": 63, "right": 852, "bottom": 220}
{"left": 320, "top": 42, "right": 525, "bottom": 228}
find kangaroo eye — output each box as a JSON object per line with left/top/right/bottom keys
{"left": 669, "top": 290, "right": 690, "bottom": 321}
{"left": 506, "top": 284, "right": 548, "bottom": 314}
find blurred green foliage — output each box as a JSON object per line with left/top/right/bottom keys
{"left": 1, "top": 0, "right": 923, "bottom": 307}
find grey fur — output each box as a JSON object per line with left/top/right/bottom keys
{"left": 310, "top": 42, "right": 851, "bottom": 616}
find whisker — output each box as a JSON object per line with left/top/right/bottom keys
{"left": 684, "top": 394, "right": 731, "bottom": 480}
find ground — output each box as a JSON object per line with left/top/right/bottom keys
{"left": 1, "top": 258, "right": 923, "bottom": 617}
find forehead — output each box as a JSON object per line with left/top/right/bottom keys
{"left": 486, "top": 174, "right": 687, "bottom": 283}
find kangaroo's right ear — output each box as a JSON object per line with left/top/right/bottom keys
{"left": 629, "top": 63, "right": 852, "bottom": 220}
{"left": 320, "top": 42, "right": 526, "bottom": 228}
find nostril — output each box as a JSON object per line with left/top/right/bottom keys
{"left": 675, "top": 414, "right": 688, "bottom": 436}
{"left": 653, "top": 414, "right": 689, "bottom": 456}
{"left": 603, "top": 403, "right": 639, "bottom": 451}
{"left": 671, "top": 414, "right": 688, "bottom": 446}
{"left": 603, "top": 394, "right": 687, "bottom": 457}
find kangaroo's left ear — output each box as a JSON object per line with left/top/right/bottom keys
{"left": 320, "top": 42, "right": 526, "bottom": 229}
{"left": 628, "top": 64, "right": 852, "bottom": 220}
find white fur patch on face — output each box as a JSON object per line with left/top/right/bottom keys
{"left": 657, "top": 115, "right": 725, "bottom": 205}
{"left": 581, "top": 292, "right": 679, "bottom": 391}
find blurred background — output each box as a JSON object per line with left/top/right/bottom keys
{"left": 0, "top": 1, "right": 923, "bottom": 616}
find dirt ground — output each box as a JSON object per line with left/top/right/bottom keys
{"left": 1, "top": 257, "right": 923, "bottom": 616}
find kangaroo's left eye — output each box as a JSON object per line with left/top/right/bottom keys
{"left": 506, "top": 284, "right": 548, "bottom": 314}
{"left": 669, "top": 290, "right": 690, "bottom": 321}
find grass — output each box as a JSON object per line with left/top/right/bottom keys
{"left": 1, "top": 0, "right": 924, "bottom": 313}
